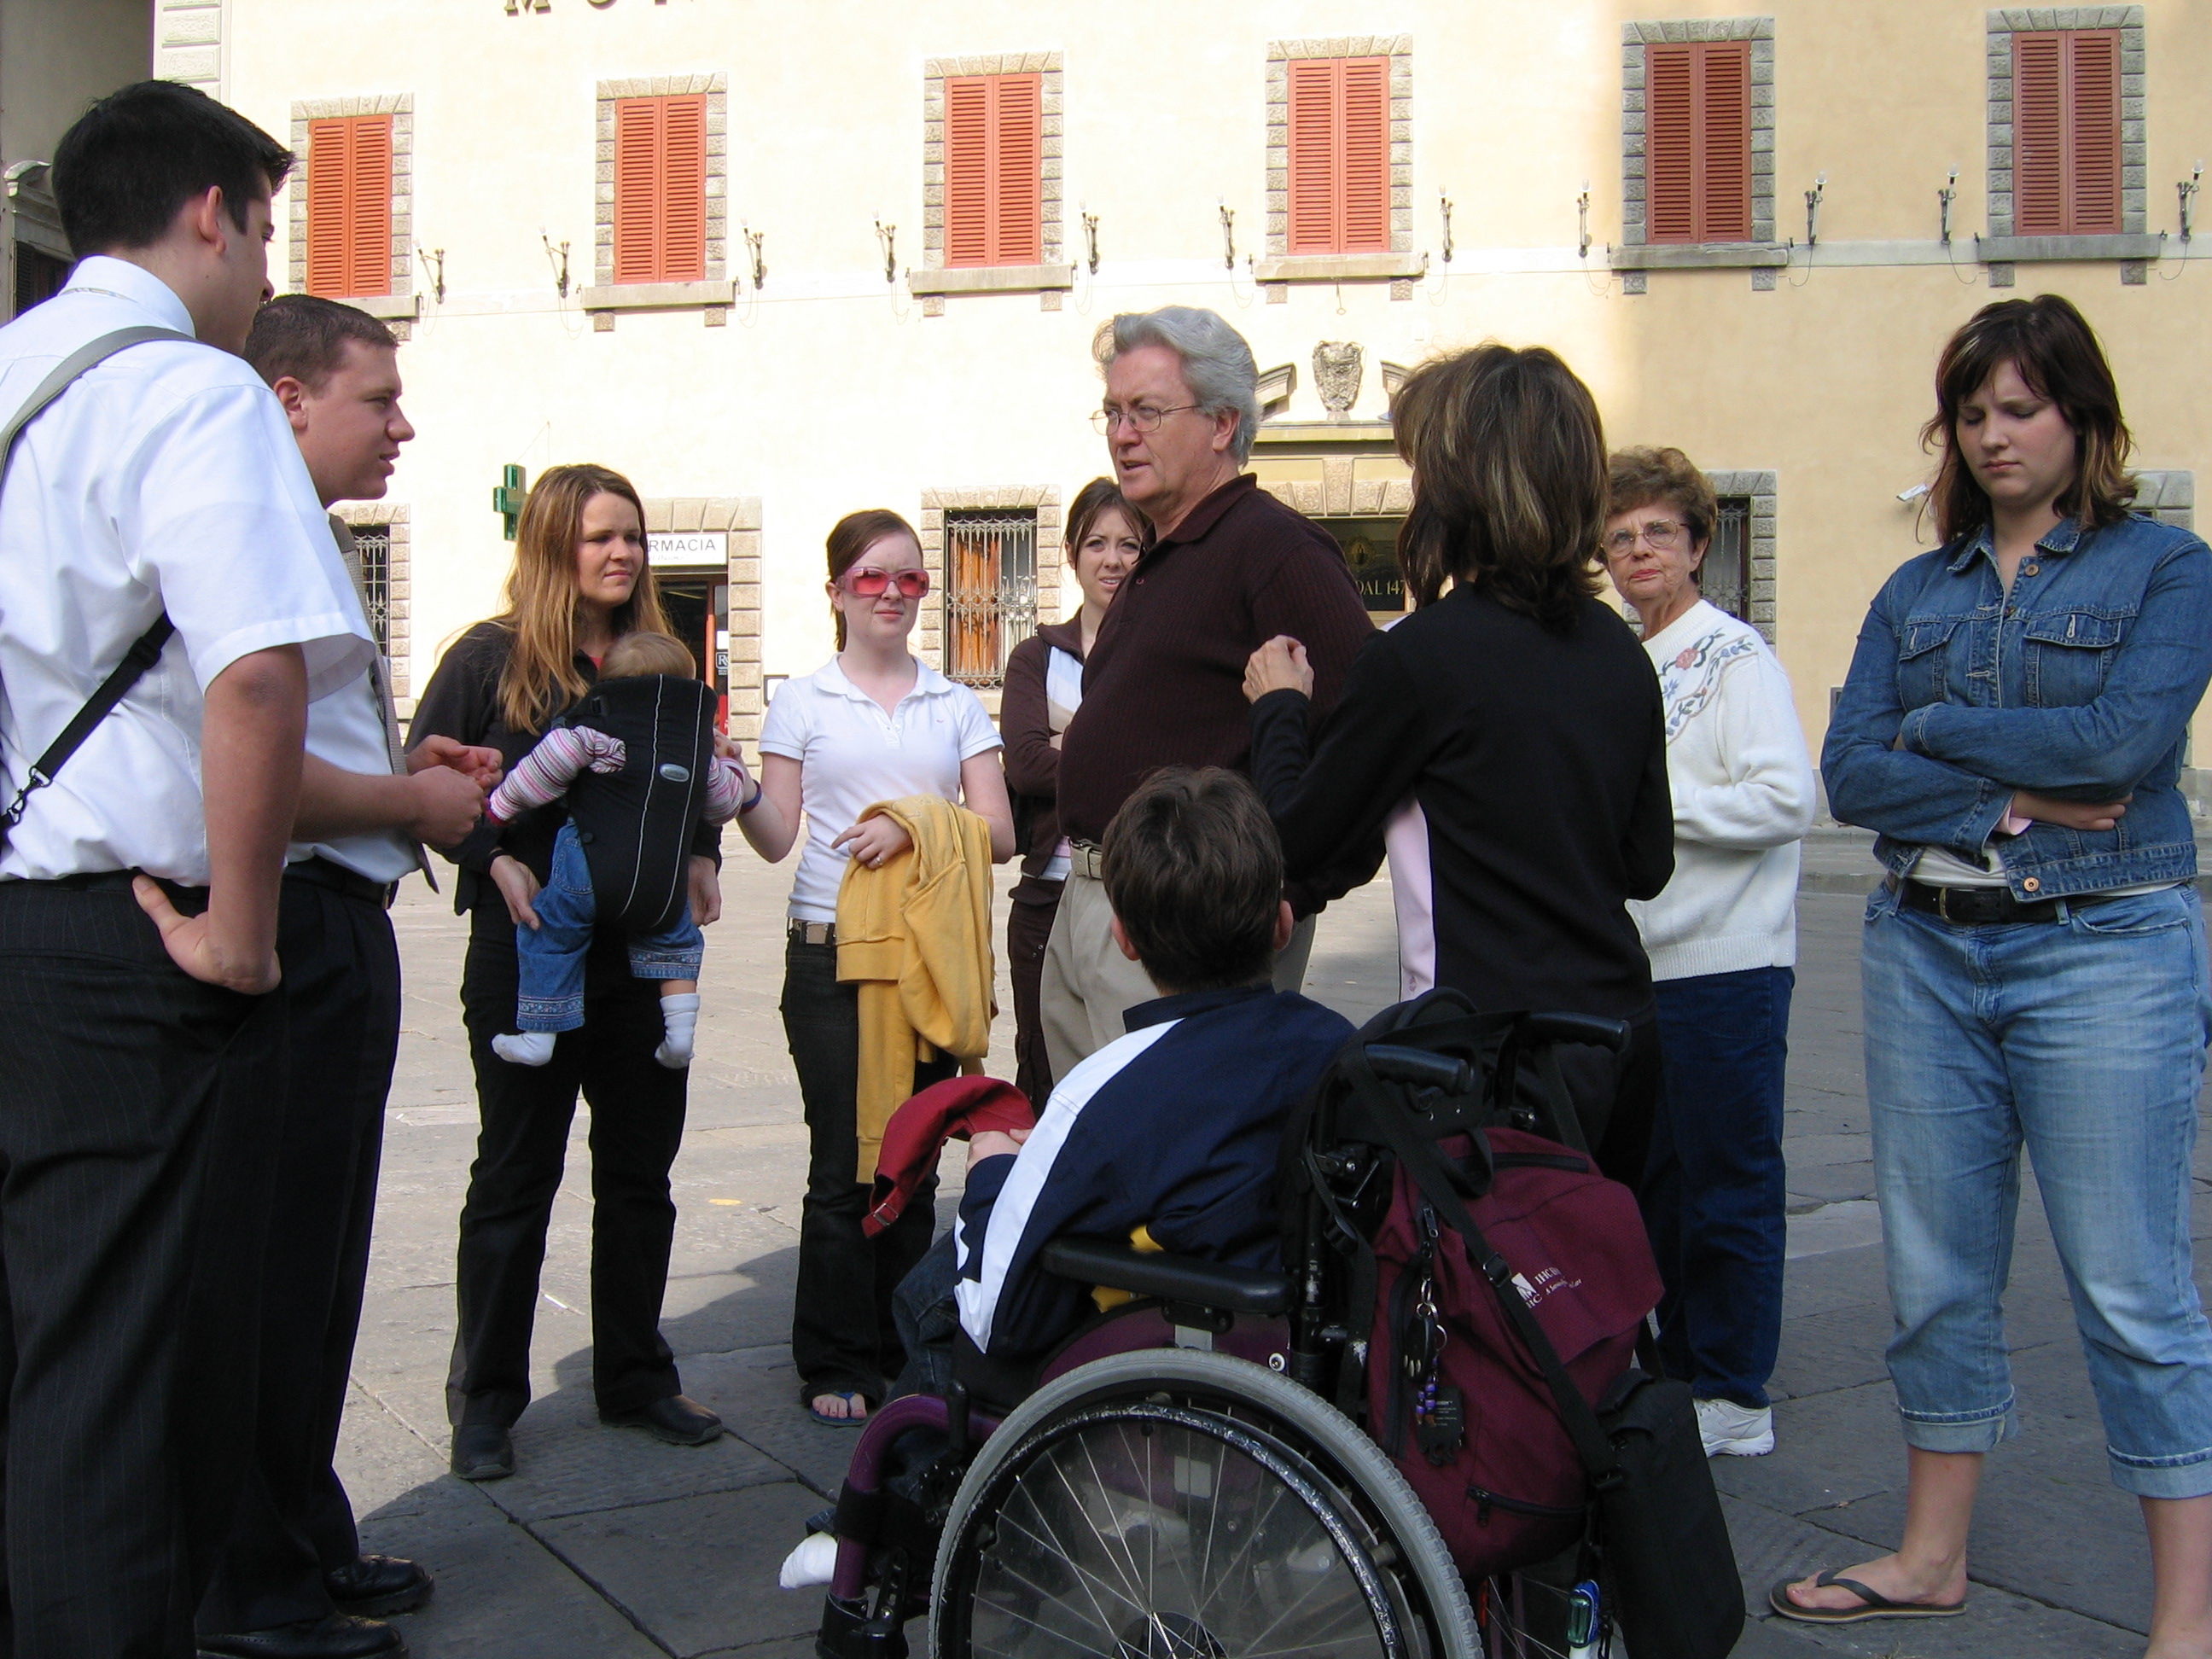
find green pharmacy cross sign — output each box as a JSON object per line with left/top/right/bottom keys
{"left": 492, "top": 464, "right": 527, "bottom": 540}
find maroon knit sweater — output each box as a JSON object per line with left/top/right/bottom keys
{"left": 1057, "top": 473, "right": 1371, "bottom": 848}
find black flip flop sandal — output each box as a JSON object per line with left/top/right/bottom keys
{"left": 1769, "top": 1570, "right": 1967, "bottom": 1624}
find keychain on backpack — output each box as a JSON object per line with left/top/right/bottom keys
{"left": 1409, "top": 1264, "right": 1465, "bottom": 1466}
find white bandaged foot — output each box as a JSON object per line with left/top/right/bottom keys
{"left": 778, "top": 1530, "right": 838, "bottom": 1590}
{"left": 492, "top": 1031, "right": 556, "bottom": 1067}
{"left": 655, "top": 992, "right": 701, "bottom": 1070}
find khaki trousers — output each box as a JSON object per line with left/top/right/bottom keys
{"left": 1039, "top": 869, "right": 1316, "bottom": 1084}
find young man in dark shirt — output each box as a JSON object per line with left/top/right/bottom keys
{"left": 1043, "top": 307, "right": 1371, "bottom": 1081}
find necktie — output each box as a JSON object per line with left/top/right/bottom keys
{"left": 330, "top": 516, "right": 433, "bottom": 883}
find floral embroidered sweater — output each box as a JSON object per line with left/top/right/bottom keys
{"left": 1628, "top": 599, "right": 1817, "bottom": 981}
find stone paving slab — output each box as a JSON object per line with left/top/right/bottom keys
{"left": 335, "top": 871, "right": 2192, "bottom": 1655}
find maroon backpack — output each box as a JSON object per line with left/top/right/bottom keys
{"left": 1365, "top": 1121, "right": 1661, "bottom": 1574}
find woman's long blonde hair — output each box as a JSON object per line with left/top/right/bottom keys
{"left": 493, "top": 463, "right": 671, "bottom": 732}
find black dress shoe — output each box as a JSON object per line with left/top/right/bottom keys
{"left": 451, "top": 1422, "right": 515, "bottom": 1481}
{"left": 197, "top": 1612, "right": 405, "bottom": 1659}
{"left": 602, "top": 1393, "right": 724, "bottom": 1446}
{"left": 325, "top": 1554, "right": 435, "bottom": 1617}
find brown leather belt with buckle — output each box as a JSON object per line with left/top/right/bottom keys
{"left": 787, "top": 920, "right": 836, "bottom": 946}
{"left": 1895, "top": 876, "right": 2122, "bottom": 927}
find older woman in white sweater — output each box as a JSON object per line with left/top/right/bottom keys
{"left": 1606, "top": 448, "right": 1816, "bottom": 1461}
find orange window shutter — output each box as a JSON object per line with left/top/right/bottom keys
{"left": 614, "top": 99, "right": 663, "bottom": 283}
{"left": 992, "top": 73, "right": 1042, "bottom": 265}
{"left": 305, "top": 119, "right": 352, "bottom": 295}
{"left": 660, "top": 94, "right": 707, "bottom": 281}
{"left": 2064, "top": 30, "right": 2122, "bottom": 235}
{"left": 1695, "top": 42, "right": 1752, "bottom": 241}
{"left": 306, "top": 117, "right": 393, "bottom": 298}
{"left": 1287, "top": 61, "right": 1341, "bottom": 254}
{"left": 2013, "top": 32, "right": 2066, "bottom": 234}
{"left": 346, "top": 117, "right": 393, "bottom": 296}
{"left": 1340, "top": 57, "right": 1391, "bottom": 253}
{"left": 1645, "top": 44, "right": 1697, "bottom": 243}
{"left": 945, "top": 77, "right": 991, "bottom": 267}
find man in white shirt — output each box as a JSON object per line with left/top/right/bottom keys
{"left": 189, "top": 296, "right": 496, "bottom": 1658}
{"left": 0, "top": 83, "right": 367, "bottom": 1658}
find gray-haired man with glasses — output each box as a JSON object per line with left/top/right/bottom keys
{"left": 1043, "top": 306, "right": 1371, "bottom": 1081}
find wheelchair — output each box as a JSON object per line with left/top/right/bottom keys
{"left": 814, "top": 1002, "right": 1637, "bottom": 1659}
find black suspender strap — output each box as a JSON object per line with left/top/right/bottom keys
{"left": 0, "top": 325, "right": 195, "bottom": 841}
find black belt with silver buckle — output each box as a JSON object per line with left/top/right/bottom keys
{"left": 788, "top": 919, "right": 836, "bottom": 946}
{"left": 1895, "top": 877, "right": 2119, "bottom": 927}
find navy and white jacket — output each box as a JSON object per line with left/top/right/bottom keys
{"left": 954, "top": 985, "right": 1353, "bottom": 1361}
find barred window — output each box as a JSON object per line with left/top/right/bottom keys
{"left": 944, "top": 510, "right": 1037, "bottom": 689}
{"left": 1703, "top": 497, "right": 1751, "bottom": 623}
{"left": 350, "top": 523, "right": 392, "bottom": 656}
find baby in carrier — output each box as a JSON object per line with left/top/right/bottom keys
{"left": 487, "top": 631, "right": 755, "bottom": 1070}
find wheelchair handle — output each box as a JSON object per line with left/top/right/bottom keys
{"left": 1365, "top": 1044, "right": 1473, "bottom": 1094}
{"left": 1518, "top": 1011, "right": 1632, "bottom": 1054}
{"left": 1039, "top": 1236, "right": 1290, "bottom": 1316}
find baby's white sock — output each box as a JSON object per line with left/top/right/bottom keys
{"left": 493, "top": 1031, "right": 556, "bottom": 1067}
{"left": 655, "top": 992, "right": 701, "bottom": 1070}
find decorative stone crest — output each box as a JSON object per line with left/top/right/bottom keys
{"left": 1313, "top": 342, "right": 1363, "bottom": 417}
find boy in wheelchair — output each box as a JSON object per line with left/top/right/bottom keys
{"left": 896, "top": 765, "right": 1352, "bottom": 1388}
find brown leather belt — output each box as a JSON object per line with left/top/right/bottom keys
{"left": 1894, "top": 876, "right": 2123, "bottom": 927}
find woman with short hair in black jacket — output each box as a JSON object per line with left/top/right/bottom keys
{"left": 408, "top": 463, "right": 726, "bottom": 1481}
{"left": 1243, "top": 343, "right": 1674, "bottom": 1184}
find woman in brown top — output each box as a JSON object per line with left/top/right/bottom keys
{"left": 998, "top": 479, "right": 1144, "bottom": 1104}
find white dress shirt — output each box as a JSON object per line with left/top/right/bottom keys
{"left": 290, "top": 517, "right": 417, "bottom": 883}
{"left": 758, "top": 657, "right": 1003, "bottom": 923}
{"left": 0, "top": 257, "right": 373, "bottom": 883}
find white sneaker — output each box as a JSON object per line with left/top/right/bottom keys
{"left": 1696, "top": 1397, "right": 1775, "bottom": 1457}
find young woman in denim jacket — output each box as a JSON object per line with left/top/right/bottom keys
{"left": 1780, "top": 295, "right": 2212, "bottom": 1651}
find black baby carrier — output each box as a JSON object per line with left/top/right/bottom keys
{"left": 556, "top": 673, "right": 719, "bottom": 934}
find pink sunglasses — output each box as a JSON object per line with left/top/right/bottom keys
{"left": 840, "top": 567, "right": 931, "bottom": 599}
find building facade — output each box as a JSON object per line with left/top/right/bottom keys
{"left": 143, "top": 0, "right": 2209, "bottom": 758}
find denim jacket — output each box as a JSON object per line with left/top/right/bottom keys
{"left": 1821, "top": 511, "right": 2212, "bottom": 899}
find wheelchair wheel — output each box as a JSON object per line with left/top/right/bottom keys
{"left": 929, "top": 1348, "right": 1476, "bottom": 1659}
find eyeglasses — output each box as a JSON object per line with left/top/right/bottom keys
{"left": 1604, "top": 518, "right": 1687, "bottom": 556}
{"left": 1091, "top": 403, "right": 1200, "bottom": 435}
{"left": 840, "top": 567, "right": 931, "bottom": 599}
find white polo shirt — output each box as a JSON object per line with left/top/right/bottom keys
{"left": 759, "top": 656, "right": 1002, "bottom": 923}
{"left": 0, "top": 257, "right": 373, "bottom": 884}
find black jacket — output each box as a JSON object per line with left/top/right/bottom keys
{"left": 406, "top": 621, "right": 720, "bottom": 915}
{"left": 1249, "top": 587, "right": 1672, "bottom": 1021}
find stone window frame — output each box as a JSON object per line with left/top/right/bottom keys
{"left": 917, "top": 488, "right": 1062, "bottom": 677}
{"left": 1614, "top": 18, "right": 1778, "bottom": 289}
{"left": 584, "top": 76, "right": 734, "bottom": 329}
{"left": 2133, "top": 469, "right": 2194, "bottom": 533}
{"left": 156, "top": 0, "right": 224, "bottom": 97}
{"left": 340, "top": 503, "right": 411, "bottom": 701}
{"left": 288, "top": 96, "right": 418, "bottom": 333}
{"left": 1256, "top": 37, "right": 1424, "bottom": 301}
{"left": 640, "top": 496, "right": 765, "bottom": 742}
{"left": 914, "top": 54, "right": 1069, "bottom": 314}
{"left": 1980, "top": 8, "right": 2153, "bottom": 285}
{"left": 1704, "top": 469, "right": 1778, "bottom": 643}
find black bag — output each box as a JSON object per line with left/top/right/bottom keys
{"left": 557, "top": 673, "right": 719, "bottom": 934}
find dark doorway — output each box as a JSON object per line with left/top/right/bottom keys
{"left": 652, "top": 574, "right": 729, "bottom": 729}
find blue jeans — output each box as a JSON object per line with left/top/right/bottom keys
{"left": 1863, "top": 881, "right": 2212, "bottom": 1497}
{"left": 1644, "top": 965, "right": 1791, "bottom": 1411}
{"left": 515, "top": 823, "right": 704, "bottom": 1031}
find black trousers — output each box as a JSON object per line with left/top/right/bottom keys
{"left": 1551, "top": 1003, "right": 1663, "bottom": 1194}
{"left": 782, "top": 936, "right": 953, "bottom": 1403}
{"left": 0, "top": 876, "right": 285, "bottom": 1658}
{"left": 1006, "top": 890, "right": 1059, "bottom": 1109}
{"left": 449, "top": 904, "right": 688, "bottom": 1427}
{"left": 200, "top": 871, "right": 400, "bottom": 1635}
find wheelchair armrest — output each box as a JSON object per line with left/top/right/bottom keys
{"left": 1038, "top": 1237, "right": 1290, "bottom": 1316}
